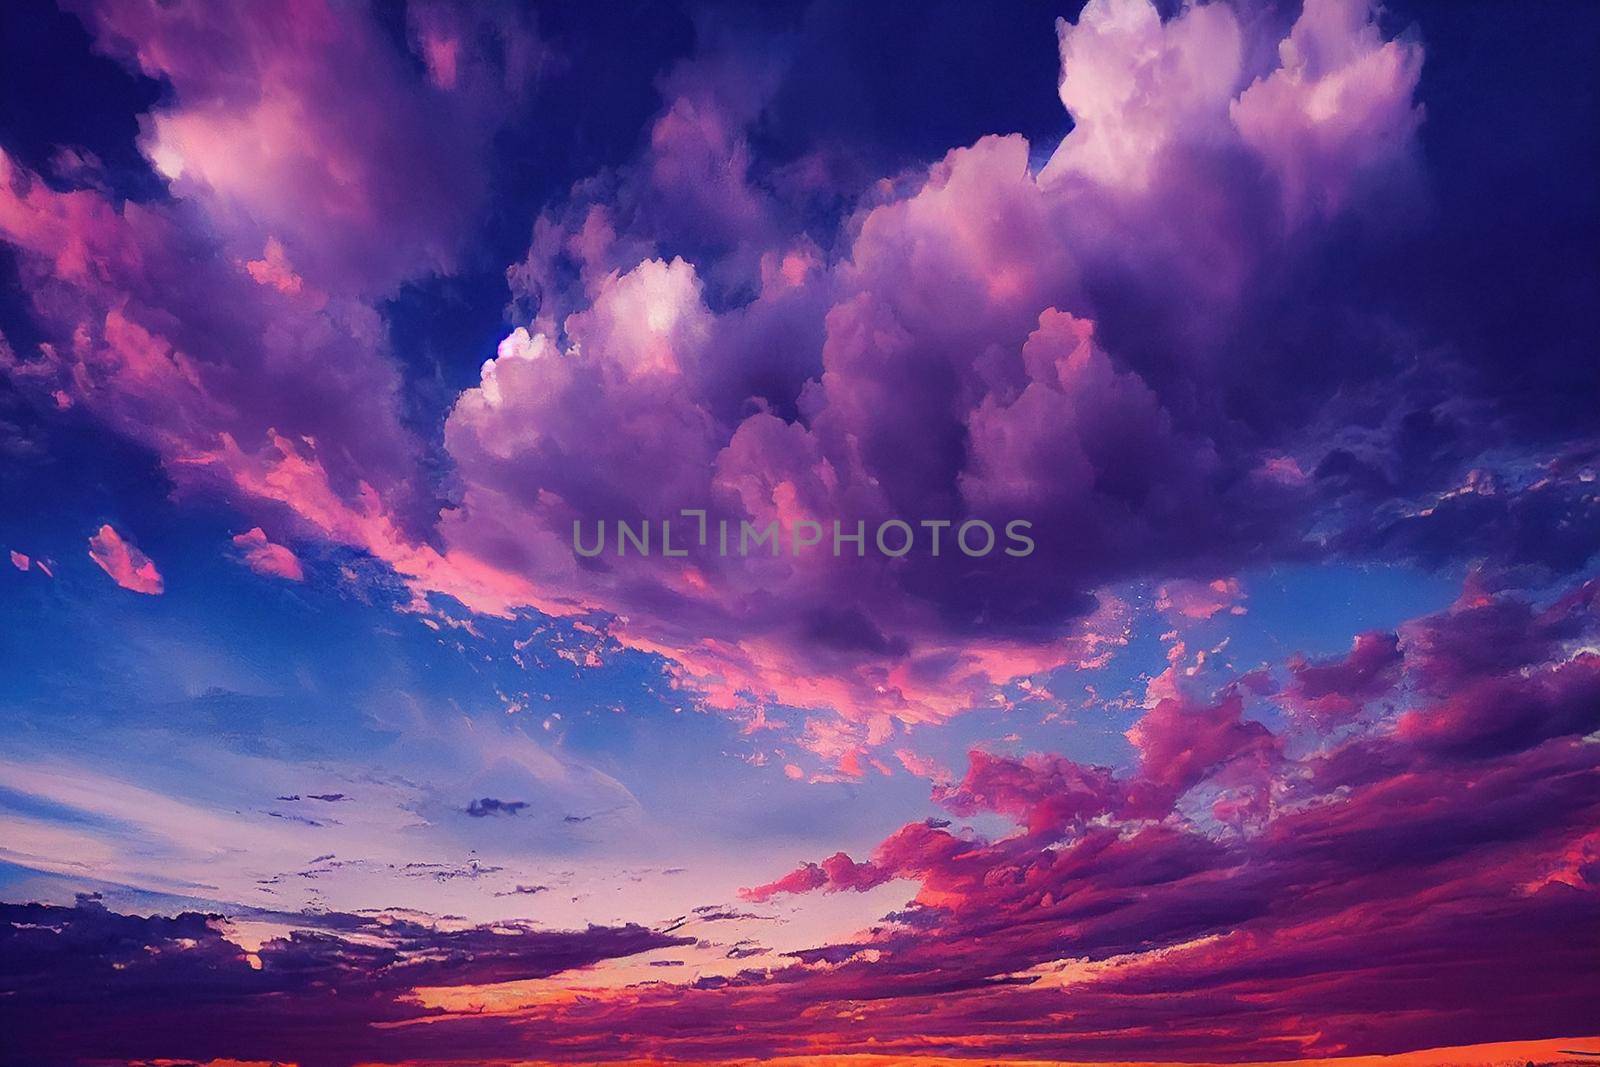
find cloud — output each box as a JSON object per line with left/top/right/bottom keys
{"left": 0, "top": 146, "right": 430, "bottom": 544}
{"left": 0, "top": 897, "right": 689, "bottom": 1066}
{"left": 892, "top": 748, "right": 954, "bottom": 786}
{"left": 0, "top": 0, "right": 547, "bottom": 605}
{"left": 465, "top": 796, "right": 529, "bottom": 818}
{"left": 422, "top": 0, "right": 1445, "bottom": 729}
{"left": 0, "top": 0, "right": 1595, "bottom": 1062}
{"left": 1231, "top": 0, "right": 1424, "bottom": 221}
{"left": 64, "top": 0, "right": 541, "bottom": 296}
{"left": 495, "top": 883, "right": 549, "bottom": 897}
{"left": 10, "top": 0, "right": 1440, "bottom": 731}
{"left": 86, "top": 524, "right": 163, "bottom": 594}
{"left": 1155, "top": 577, "right": 1246, "bottom": 622}
{"left": 4, "top": 0, "right": 1593, "bottom": 745}
{"left": 1040, "top": 0, "right": 1244, "bottom": 191}
{"left": 1396, "top": 653, "right": 1600, "bottom": 761}
{"left": 932, "top": 750, "right": 1120, "bottom": 839}
{"left": 230, "top": 527, "right": 304, "bottom": 581}
{"left": 723, "top": 577, "right": 1600, "bottom": 1060}
{"left": 1283, "top": 629, "right": 1403, "bottom": 730}
{"left": 1338, "top": 453, "right": 1600, "bottom": 583}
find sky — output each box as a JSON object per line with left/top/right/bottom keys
{"left": 0, "top": 0, "right": 1597, "bottom": 1064}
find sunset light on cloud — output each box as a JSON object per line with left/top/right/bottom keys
{"left": 0, "top": 0, "right": 1596, "bottom": 1064}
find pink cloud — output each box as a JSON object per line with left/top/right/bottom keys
{"left": 72, "top": 0, "right": 541, "bottom": 296}
{"left": 243, "top": 238, "right": 311, "bottom": 299}
{"left": 1041, "top": 0, "right": 1243, "bottom": 191}
{"left": 933, "top": 749, "right": 1120, "bottom": 838}
{"left": 1232, "top": 0, "right": 1424, "bottom": 221}
{"left": 892, "top": 748, "right": 954, "bottom": 786}
{"left": 9, "top": 550, "right": 28, "bottom": 571}
{"left": 719, "top": 577, "right": 1600, "bottom": 1060}
{"left": 231, "top": 527, "right": 305, "bottom": 581}
{"left": 0, "top": 147, "right": 430, "bottom": 545}
{"left": 87, "top": 524, "right": 164, "bottom": 595}
{"left": 1396, "top": 653, "right": 1600, "bottom": 760}
{"left": 0, "top": 0, "right": 546, "bottom": 608}
{"left": 1155, "top": 577, "right": 1246, "bottom": 622}
{"left": 1283, "top": 629, "right": 1403, "bottom": 730}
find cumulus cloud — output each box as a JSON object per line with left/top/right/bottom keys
{"left": 87, "top": 524, "right": 163, "bottom": 594}
{"left": 1041, "top": 0, "right": 1244, "bottom": 190}
{"left": 933, "top": 749, "right": 1120, "bottom": 840}
{"left": 421, "top": 0, "right": 1448, "bottom": 732}
{"left": 1231, "top": 0, "right": 1424, "bottom": 221}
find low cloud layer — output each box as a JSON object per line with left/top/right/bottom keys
{"left": 0, "top": 898, "right": 689, "bottom": 1065}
